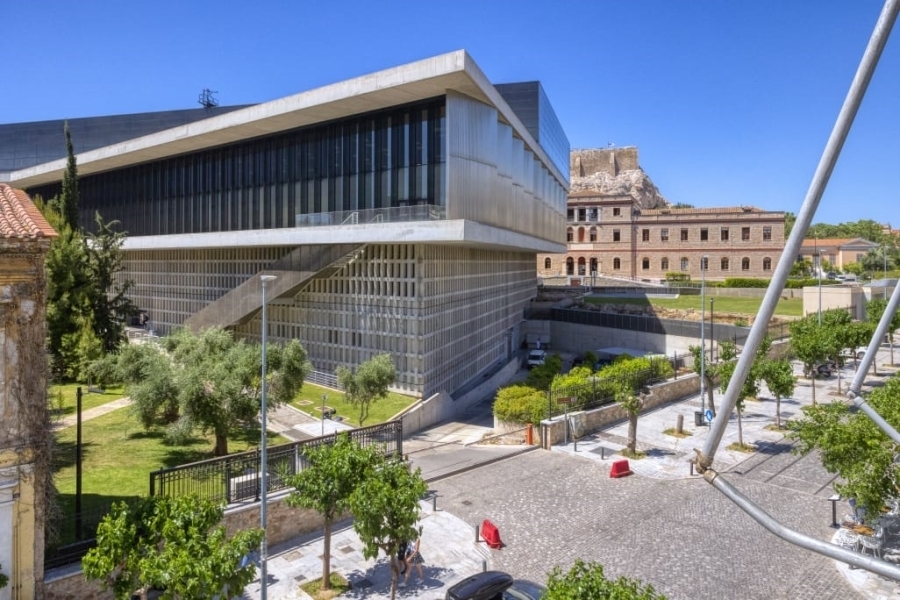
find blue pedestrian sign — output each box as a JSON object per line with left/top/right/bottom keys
{"left": 705, "top": 409, "right": 714, "bottom": 423}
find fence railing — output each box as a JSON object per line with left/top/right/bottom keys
{"left": 45, "top": 503, "right": 117, "bottom": 569}
{"left": 295, "top": 204, "right": 445, "bottom": 228}
{"left": 546, "top": 357, "right": 679, "bottom": 419}
{"left": 149, "top": 420, "right": 402, "bottom": 504}
{"left": 551, "top": 307, "right": 791, "bottom": 344}
{"left": 306, "top": 369, "right": 341, "bottom": 390}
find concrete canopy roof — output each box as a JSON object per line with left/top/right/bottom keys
{"left": 9, "top": 50, "right": 567, "bottom": 190}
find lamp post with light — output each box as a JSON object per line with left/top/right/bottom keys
{"left": 259, "top": 274, "right": 277, "bottom": 600}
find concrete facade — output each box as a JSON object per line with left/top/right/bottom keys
{"left": 7, "top": 51, "right": 570, "bottom": 400}
{"left": 539, "top": 191, "right": 787, "bottom": 284}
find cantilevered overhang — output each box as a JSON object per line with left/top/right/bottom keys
{"left": 9, "top": 50, "right": 568, "bottom": 190}
{"left": 122, "top": 220, "right": 567, "bottom": 254}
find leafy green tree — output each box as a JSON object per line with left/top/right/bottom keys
{"left": 544, "top": 559, "right": 667, "bottom": 600}
{"left": 285, "top": 434, "right": 381, "bottom": 591}
{"left": 761, "top": 358, "right": 795, "bottom": 429}
{"left": 808, "top": 219, "right": 887, "bottom": 244}
{"left": 867, "top": 297, "right": 900, "bottom": 367}
{"left": 0, "top": 563, "right": 7, "bottom": 589}
{"left": 526, "top": 353, "right": 563, "bottom": 391}
{"left": 718, "top": 338, "right": 770, "bottom": 448}
{"left": 349, "top": 458, "right": 427, "bottom": 600}
{"left": 789, "top": 316, "right": 831, "bottom": 405}
{"left": 789, "top": 376, "right": 900, "bottom": 521}
{"left": 784, "top": 212, "right": 796, "bottom": 238}
{"left": 82, "top": 495, "right": 263, "bottom": 600}
{"left": 336, "top": 353, "right": 397, "bottom": 426}
{"left": 109, "top": 327, "right": 310, "bottom": 455}
{"left": 84, "top": 213, "right": 137, "bottom": 353}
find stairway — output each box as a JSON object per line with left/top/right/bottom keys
{"left": 183, "top": 244, "right": 364, "bottom": 332}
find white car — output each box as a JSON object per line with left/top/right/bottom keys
{"left": 526, "top": 350, "right": 546, "bottom": 369}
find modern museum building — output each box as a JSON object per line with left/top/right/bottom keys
{"left": 3, "top": 50, "right": 569, "bottom": 398}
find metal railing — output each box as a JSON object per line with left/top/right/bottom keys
{"left": 149, "top": 421, "right": 402, "bottom": 504}
{"left": 305, "top": 369, "right": 341, "bottom": 390}
{"left": 546, "top": 357, "right": 679, "bottom": 419}
{"left": 295, "top": 204, "right": 445, "bottom": 228}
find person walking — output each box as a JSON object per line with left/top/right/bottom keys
{"left": 401, "top": 537, "right": 424, "bottom": 586}
{"left": 396, "top": 539, "right": 408, "bottom": 578}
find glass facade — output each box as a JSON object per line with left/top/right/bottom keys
{"left": 494, "top": 82, "right": 570, "bottom": 182}
{"left": 28, "top": 99, "right": 447, "bottom": 237}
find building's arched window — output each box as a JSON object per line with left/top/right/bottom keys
{"left": 700, "top": 256, "right": 709, "bottom": 271}
{"left": 544, "top": 257, "right": 552, "bottom": 270}
{"left": 590, "top": 257, "right": 598, "bottom": 274}
{"left": 742, "top": 257, "right": 750, "bottom": 271}
{"left": 589, "top": 227, "right": 597, "bottom": 242}
{"left": 577, "top": 227, "right": 586, "bottom": 242}
{"left": 578, "top": 257, "right": 586, "bottom": 275}
{"left": 763, "top": 257, "right": 772, "bottom": 271}
{"left": 566, "top": 257, "right": 575, "bottom": 275}
{"left": 661, "top": 257, "right": 669, "bottom": 270}
{"left": 567, "top": 228, "right": 574, "bottom": 242}
{"left": 642, "top": 257, "right": 650, "bottom": 270}
{"left": 721, "top": 257, "right": 729, "bottom": 271}
{"left": 680, "top": 257, "right": 689, "bottom": 271}
{"left": 613, "top": 257, "right": 621, "bottom": 270}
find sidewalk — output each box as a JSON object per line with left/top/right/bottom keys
{"left": 243, "top": 499, "right": 488, "bottom": 600}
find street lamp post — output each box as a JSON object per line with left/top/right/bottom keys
{"left": 321, "top": 393, "right": 327, "bottom": 436}
{"left": 885, "top": 244, "right": 889, "bottom": 299}
{"left": 710, "top": 297, "right": 715, "bottom": 363}
{"left": 259, "top": 274, "right": 277, "bottom": 600}
{"left": 700, "top": 255, "right": 708, "bottom": 422}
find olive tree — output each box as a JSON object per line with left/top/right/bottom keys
{"left": 337, "top": 353, "right": 397, "bottom": 426}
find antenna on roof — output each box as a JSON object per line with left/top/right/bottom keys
{"left": 198, "top": 89, "right": 219, "bottom": 109}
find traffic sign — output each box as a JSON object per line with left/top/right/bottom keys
{"left": 705, "top": 409, "right": 714, "bottom": 423}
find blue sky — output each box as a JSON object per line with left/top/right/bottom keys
{"left": 5, "top": 1, "right": 900, "bottom": 227}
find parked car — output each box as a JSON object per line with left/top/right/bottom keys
{"left": 445, "top": 571, "right": 546, "bottom": 600}
{"left": 526, "top": 349, "right": 546, "bottom": 369}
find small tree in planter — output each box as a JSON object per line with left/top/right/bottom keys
{"left": 617, "top": 385, "right": 644, "bottom": 457}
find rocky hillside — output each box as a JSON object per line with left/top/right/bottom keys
{"left": 570, "top": 147, "right": 670, "bottom": 210}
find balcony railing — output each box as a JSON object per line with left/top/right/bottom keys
{"left": 296, "top": 204, "right": 445, "bottom": 228}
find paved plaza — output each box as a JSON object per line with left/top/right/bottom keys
{"left": 243, "top": 346, "right": 900, "bottom": 599}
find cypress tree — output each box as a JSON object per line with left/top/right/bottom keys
{"left": 60, "top": 121, "right": 80, "bottom": 231}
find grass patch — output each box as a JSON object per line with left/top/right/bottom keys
{"left": 764, "top": 424, "right": 788, "bottom": 432}
{"left": 48, "top": 383, "right": 127, "bottom": 418}
{"left": 726, "top": 442, "right": 757, "bottom": 453}
{"left": 53, "top": 407, "right": 291, "bottom": 521}
{"left": 584, "top": 295, "right": 803, "bottom": 317}
{"left": 662, "top": 427, "right": 692, "bottom": 438}
{"left": 290, "top": 382, "right": 417, "bottom": 426}
{"left": 300, "top": 573, "right": 351, "bottom": 599}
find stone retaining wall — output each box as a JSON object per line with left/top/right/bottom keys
{"left": 45, "top": 492, "right": 331, "bottom": 599}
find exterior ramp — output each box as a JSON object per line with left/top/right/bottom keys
{"left": 183, "top": 243, "right": 363, "bottom": 332}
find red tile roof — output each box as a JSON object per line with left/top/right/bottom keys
{"left": 0, "top": 184, "right": 58, "bottom": 240}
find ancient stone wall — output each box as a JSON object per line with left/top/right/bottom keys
{"left": 570, "top": 147, "right": 640, "bottom": 178}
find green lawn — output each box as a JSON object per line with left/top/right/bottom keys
{"left": 52, "top": 405, "right": 291, "bottom": 543}
{"left": 48, "top": 383, "right": 127, "bottom": 418}
{"left": 290, "top": 381, "right": 417, "bottom": 426}
{"left": 584, "top": 294, "right": 803, "bottom": 317}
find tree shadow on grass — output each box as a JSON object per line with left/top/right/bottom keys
{"left": 52, "top": 439, "right": 98, "bottom": 471}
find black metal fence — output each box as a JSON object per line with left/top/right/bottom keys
{"left": 551, "top": 307, "right": 791, "bottom": 345}
{"left": 546, "top": 357, "right": 677, "bottom": 420}
{"left": 149, "top": 420, "right": 403, "bottom": 504}
{"left": 45, "top": 503, "right": 117, "bottom": 570}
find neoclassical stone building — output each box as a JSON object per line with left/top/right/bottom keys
{"left": 0, "top": 183, "right": 57, "bottom": 598}
{"left": 539, "top": 189, "right": 786, "bottom": 283}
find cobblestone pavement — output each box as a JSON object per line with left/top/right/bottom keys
{"left": 430, "top": 449, "right": 860, "bottom": 600}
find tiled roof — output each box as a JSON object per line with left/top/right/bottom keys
{"left": 0, "top": 183, "right": 58, "bottom": 240}
{"left": 641, "top": 206, "right": 771, "bottom": 215}
{"left": 799, "top": 237, "right": 872, "bottom": 248}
